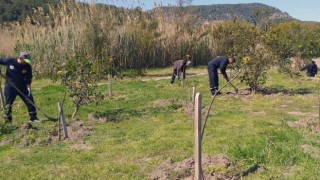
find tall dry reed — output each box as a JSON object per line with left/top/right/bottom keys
{"left": 10, "top": 0, "right": 216, "bottom": 77}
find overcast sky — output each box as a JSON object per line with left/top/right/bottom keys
{"left": 95, "top": 0, "right": 320, "bottom": 22}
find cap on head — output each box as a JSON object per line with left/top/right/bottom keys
{"left": 186, "top": 61, "right": 192, "bottom": 66}
{"left": 19, "top": 52, "right": 32, "bottom": 64}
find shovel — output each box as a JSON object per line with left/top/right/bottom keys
{"left": 229, "top": 82, "right": 239, "bottom": 94}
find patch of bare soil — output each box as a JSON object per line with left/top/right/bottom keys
{"left": 251, "top": 111, "right": 267, "bottom": 116}
{"left": 152, "top": 98, "right": 179, "bottom": 108}
{"left": 280, "top": 100, "right": 294, "bottom": 107}
{"left": 70, "top": 140, "right": 93, "bottom": 151}
{"left": 182, "top": 102, "right": 194, "bottom": 117}
{"left": 224, "top": 88, "right": 254, "bottom": 103}
{"left": 0, "top": 138, "right": 13, "bottom": 146}
{"left": 64, "top": 121, "right": 94, "bottom": 140}
{"left": 282, "top": 165, "right": 301, "bottom": 178}
{"left": 88, "top": 113, "right": 109, "bottom": 122}
{"left": 287, "top": 118, "right": 320, "bottom": 134}
{"left": 1, "top": 120, "right": 96, "bottom": 147}
{"left": 50, "top": 120, "right": 94, "bottom": 141}
{"left": 225, "top": 88, "right": 252, "bottom": 96}
{"left": 301, "top": 145, "right": 320, "bottom": 159}
{"left": 152, "top": 98, "right": 195, "bottom": 119}
{"left": 14, "top": 123, "right": 40, "bottom": 147}
{"left": 287, "top": 111, "right": 318, "bottom": 117}
{"left": 148, "top": 154, "right": 263, "bottom": 180}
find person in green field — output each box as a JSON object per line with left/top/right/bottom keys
{"left": 0, "top": 52, "right": 40, "bottom": 123}
{"left": 207, "top": 56, "right": 235, "bottom": 96}
{"left": 300, "top": 60, "right": 318, "bottom": 77}
{"left": 170, "top": 60, "right": 192, "bottom": 84}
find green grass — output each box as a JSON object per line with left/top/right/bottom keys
{"left": 1, "top": 69, "right": 320, "bottom": 179}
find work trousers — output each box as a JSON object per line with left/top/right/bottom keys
{"left": 4, "top": 85, "right": 37, "bottom": 121}
{"left": 170, "top": 69, "right": 186, "bottom": 84}
{"left": 307, "top": 73, "right": 316, "bottom": 77}
{"left": 208, "top": 65, "right": 219, "bottom": 92}
{"left": 170, "top": 69, "right": 178, "bottom": 84}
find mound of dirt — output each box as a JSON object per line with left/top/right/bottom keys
{"left": 1, "top": 120, "right": 95, "bottom": 147}
{"left": 152, "top": 98, "right": 179, "bottom": 108}
{"left": 226, "top": 88, "right": 252, "bottom": 96}
{"left": 182, "top": 102, "right": 194, "bottom": 117}
{"left": 65, "top": 121, "right": 94, "bottom": 140}
{"left": 288, "top": 118, "right": 320, "bottom": 134}
{"left": 88, "top": 113, "right": 109, "bottom": 122}
{"left": 301, "top": 144, "right": 320, "bottom": 159}
{"left": 148, "top": 154, "right": 262, "bottom": 179}
{"left": 50, "top": 120, "right": 94, "bottom": 141}
{"left": 70, "top": 140, "right": 93, "bottom": 151}
{"left": 0, "top": 138, "right": 13, "bottom": 146}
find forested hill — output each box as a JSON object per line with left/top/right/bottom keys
{"left": 0, "top": 1, "right": 296, "bottom": 25}
{"left": 0, "top": 0, "right": 59, "bottom": 23}
{"left": 154, "top": 3, "right": 296, "bottom": 25}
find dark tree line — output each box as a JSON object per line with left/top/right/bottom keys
{"left": 0, "top": 0, "right": 59, "bottom": 23}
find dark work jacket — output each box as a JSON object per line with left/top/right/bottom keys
{"left": 0, "top": 58, "right": 32, "bottom": 88}
{"left": 208, "top": 57, "right": 229, "bottom": 76}
{"left": 173, "top": 60, "right": 188, "bottom": 77}
{"left": 300, "top": 61, "right": 318, "bottom": 77}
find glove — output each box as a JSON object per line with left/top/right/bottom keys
{"left": 27, "top": 87, "right": 31, "bottom": 97}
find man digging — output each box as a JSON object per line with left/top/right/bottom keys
{"left": 170, "top": 59, "right": 192, "bottom": 85}
{"left": 207, "top": 56, "right": 235, "bottom": 96}
{"left": 0, "top": 52, "right": 40, "bottom": 123}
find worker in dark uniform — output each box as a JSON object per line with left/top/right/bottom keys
{"left": 207, "top": 56, "right": 235, "bottom": 95}
{"left": 0, "top": 52, "right": 39, "bottom": 123}
{"left": 300, "top": 60, "right": 318, "bottom": 77}
{"left": 170, "top": 60, "right": 192, "bottom": 84}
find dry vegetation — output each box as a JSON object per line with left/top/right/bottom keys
{"left": 0, "top": 29, "right": 15, "bottom": 56}
{"left": 0, "top": 0, "right": 215, "bottom": 77}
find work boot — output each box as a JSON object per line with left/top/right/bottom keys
{"left": 30, "top": 118, "right": 41, "bottom": 123}
{"left": 215, "top": 91, "right": 222, "bottom": 95}
{"left": 5, "top": 119, "right": 12, "bottom": 124}
{"left": 211, "top": 89, "right": 221, "bottom": 96}
{"left": 4, "top": 115, "right": 12, "bottom": 124}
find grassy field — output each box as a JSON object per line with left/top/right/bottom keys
{"left": 0, "top": 66, "right": 320, "bottom": 179}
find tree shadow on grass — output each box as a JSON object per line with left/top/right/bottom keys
{"left": 94, "top": 102, "right": 182, "bottom": 122}
{"left": 96, "top": 108, "right": 143, "bottom": 122}
{"left": 258, "top": 87, "right": 312, "bottom": 95}
{"left": 0, "top": 124, "right": 17, "bottom": 136}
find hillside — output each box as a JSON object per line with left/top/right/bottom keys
{"left": 0, "top": 1, "right": 296, "bottom": 26}
{"left": 0, "top": 0, "right": 59, "bottom": 23}
{"left": 152, "top": 3, "right": 295, "bottom": 25}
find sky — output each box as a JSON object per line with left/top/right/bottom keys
{"left": 95, "top": 0, "right": 320, "bottom": 22}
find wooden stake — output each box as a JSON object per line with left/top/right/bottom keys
{"left": 58, "top": 116, "right": 61, "bottom": 140}
{"left": 192, "top": 86, "right": 196, "bottom": 105}
{"left": 58, "top": 102, "right": 68, "bottom": 139}
{"left": 108, "top": 74, "right": 112, "bottom": 97}
{"left": 0, "top": 85, "right": 5, "bottom": 110}
{"left": 194, "top": 93, "right": 202, "bottom": 180}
